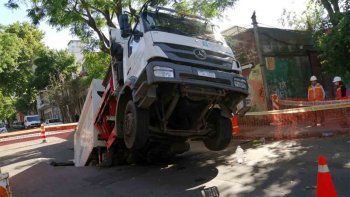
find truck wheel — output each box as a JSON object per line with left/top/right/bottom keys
{"left": 123, "top": 100, "right": 149, "bottom": 150}
{"left": 203, "top": 110, "right": 232, "bottom": 151}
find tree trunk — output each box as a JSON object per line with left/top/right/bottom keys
{"left": 320, "top": 0, "right": 341, "bottom": 26}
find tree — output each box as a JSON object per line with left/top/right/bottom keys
{"left": 0, "top": 23, "right": 44, "bottom": 95}
{"left": 6, "top": 0, "right": 238, "bottom": 53}
{"left": 32, "top": 49, "right": 77, "bottom": 90}
{"left": 0, "top": 91, "right": 16, "bottom": 122}
{"left": 314, "top": 0, "right": 350, "bottom": 79}
{"left": 0, "top": 33, "right": 23, "bottom": 73}
{"left": 280, "top": 0, "right": 350, "bottom": 82}
{"left": 319, "top": 0, "right": 346, "bottom": 26}
{"left": 0, "top": 22, "right": 45, "bottom": 114}
{"left": 279, "top": 1, "right": 325, "bottom": 31}
{"left": 80, "top": 51, "right": 110, "bottom": 87}
{"left": 316, "top": 12, "right": 350, "bottom": 78}
{"left": 46, "top": 75, "right": 85, "bottom": 122}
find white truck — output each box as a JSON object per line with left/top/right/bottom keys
{"left": 75, "top": 3, "right": 249, "bottom": 166}
{"left": 24, "top": 115, "right": 41, "bottom": 129}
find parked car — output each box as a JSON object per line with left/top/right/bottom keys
{"left": 11, "top": 121, "right": 25, "bottom": 130}
{"left": 0, "top": 123, "right": 8, "bottom": 133}
{"left": 24, "top": 115, "right": 41, "bottom": 129}
{"left": 44, "top": 119, "right": 63, "bottom": 126}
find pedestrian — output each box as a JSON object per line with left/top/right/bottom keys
{"left": 307, "top": 76, "right": 325, "bottom": 126}
{"left": 333, "top": 76, "right": 349, "bottom": 127}
{"left": 308, "top": 76, "right": 325, "bottom": 101}
{"left": 333, "top": 76, "right": 348, "bottom": 100}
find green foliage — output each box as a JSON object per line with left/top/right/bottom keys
{"left": 7, "top": 0, "right": 238, "bottom": 53}
{"left": 0, "top": 22, "right": 78, "bottom": 116}
{"left": 316, "top": 12, "right": 350, "bottom": 80}
{"left": 0, "top": 33, "right": 23, "bottom": 73}
{"left": 81, "top": 52, "right": 110, "bottom": 87}
{"left": 0, "top": 22, "right": 44, "bottom": 97}
{"left": 0, "top": 91, "right": 16, "bottom": 121}
{"left": 0, "top": 22, "right": 45, "bottom": 115}
{"left": 280, "top": 0, "right": 350, "bottom": 82}
{"left": 32, "top": 49, "right": 77, "bottom": 90}
{"left": 46, "top": 77, "right": 85, "bottom": 122}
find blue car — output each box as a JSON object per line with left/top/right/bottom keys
{"left": 0, "top": 123, "right": 7, "bottom": 133}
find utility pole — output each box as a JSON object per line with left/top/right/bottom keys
{"left": 251, "top": 11, "right": 270, "bottom": 110}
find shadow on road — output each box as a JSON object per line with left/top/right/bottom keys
{"left": 3, "top": 133, "right": 350, "bottom": 197}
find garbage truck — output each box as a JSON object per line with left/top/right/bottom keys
{"left": 75, "top": 2, "right": 249, "bottom": 166}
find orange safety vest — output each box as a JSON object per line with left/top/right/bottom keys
{"left": 336, "top": 85, "right": 348, "bottom": 100}
{"left": 308, "top": 83, "right": 325, "bottom": 101}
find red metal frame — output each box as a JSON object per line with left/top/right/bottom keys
{"left": 94, "top": 77, "right": 118, "bottom": 149}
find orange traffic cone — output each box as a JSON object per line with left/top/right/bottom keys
{"left": 232, "top": 115, "right": 239, "bottom": 135}
{"left": 317, "top": 155, "right": 337, "bottom": 197}
{"left": 40, "top": 124, "right": 47, "bottom": 143}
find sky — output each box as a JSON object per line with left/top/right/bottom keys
{"left": 0, "top": 0, "right": 307, "bottom": 50}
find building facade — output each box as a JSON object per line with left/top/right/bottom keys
{"left": 36, "top": 90, "right": 62, "bottom": 121}
{"left": 223, "top": 26, "right": 332, "bottom": 111}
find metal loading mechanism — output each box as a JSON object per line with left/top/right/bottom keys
{"left": 147, "top": 83, "right": 244, "bottom": 137}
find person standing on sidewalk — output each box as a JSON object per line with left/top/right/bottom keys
{"left": 333, "top": 76, "right": 348, "bottom": 128}
{"left": 333, "top": 76, "right": 348, "bottom": 100}
{"left": 308, "top": 76, "right": 325, "bottom": 102}
{"left": 308, "top": 76, "right": 325, "bottom": 126}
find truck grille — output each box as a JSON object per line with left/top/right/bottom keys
{"left": 154, "top": 42, "right": 234, "bottom": 71}
{"left": 180, "top": 73, "right": 231, "bottom": 85}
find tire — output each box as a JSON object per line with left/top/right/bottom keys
{"left": 123, "top": 100, "right": 149, "bottom": 150}
{"left": 203, "top": 109, "right": 232, "bottom": 151}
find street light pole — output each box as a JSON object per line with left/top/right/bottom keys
{"left": 251, "top": 11, "right": 270, "bottom": 110}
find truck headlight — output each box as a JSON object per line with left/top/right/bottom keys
{"left": 153, "top": 66, "right": 174, "bottom": 78}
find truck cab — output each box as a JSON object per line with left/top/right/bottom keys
{"left": 92, "top": 5, "right": 249, "bottom": 164}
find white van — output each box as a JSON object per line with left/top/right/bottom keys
{"left": 24, "top": 115, "right": 41, "bottom": 129}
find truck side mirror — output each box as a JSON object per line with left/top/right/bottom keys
{"left": 119, "top": 14, "right": 132, "bottom": 38}
{"left": 133, "top": 30, "right": 144, "bottom": 42}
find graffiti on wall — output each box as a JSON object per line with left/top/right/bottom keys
{"left": 265, "top": 56, "right": 312, "bottom": 100}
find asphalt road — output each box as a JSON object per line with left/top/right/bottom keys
{"left": 1, "top": 133, "right": 349, "bottom": 197}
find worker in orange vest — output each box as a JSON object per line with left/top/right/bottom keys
{"left": 308, "top": 76, "right": 325, "bottom": 101}
{"left": 333, "top": 76, "right": 349, "bottom": 127}
{"left": 333, "top": 76, "right": 348, "bottom": 100}
{"left": 308, "top": 76, "right": 325, "bottom": 126}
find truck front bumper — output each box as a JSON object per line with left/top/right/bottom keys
{"left": 145, "top": 61, "right": 249, "bottom": 95}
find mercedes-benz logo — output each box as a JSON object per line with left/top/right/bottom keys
{"left": 193, "top": 49, "right": 207, "bottom": 60}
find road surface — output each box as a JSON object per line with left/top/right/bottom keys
{"left": 1, "top": 133, "right": 349, "bottom": 197}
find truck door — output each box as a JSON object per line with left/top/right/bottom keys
{"left": 124, "top": 22, "right": 146, "bottom": 81}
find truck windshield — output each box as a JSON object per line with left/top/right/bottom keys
{"left": 27, "top": 116, "right": 40, "bottom": 122}
{"left": 144, "top": 12, "right": 223, "bottom": 43}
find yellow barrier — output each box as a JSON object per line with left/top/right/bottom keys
{"left": 246, "top": 102, "right": 350, "bottom": 116}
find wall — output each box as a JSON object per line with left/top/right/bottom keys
{"left": 225, "top": 27, "right": 322, "bottom": 111}
{"left": 246, "top": 65, "right": 266, "bottom": 111}
{"left": 265, "top": 56, "right": 312, "bottom": 99}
